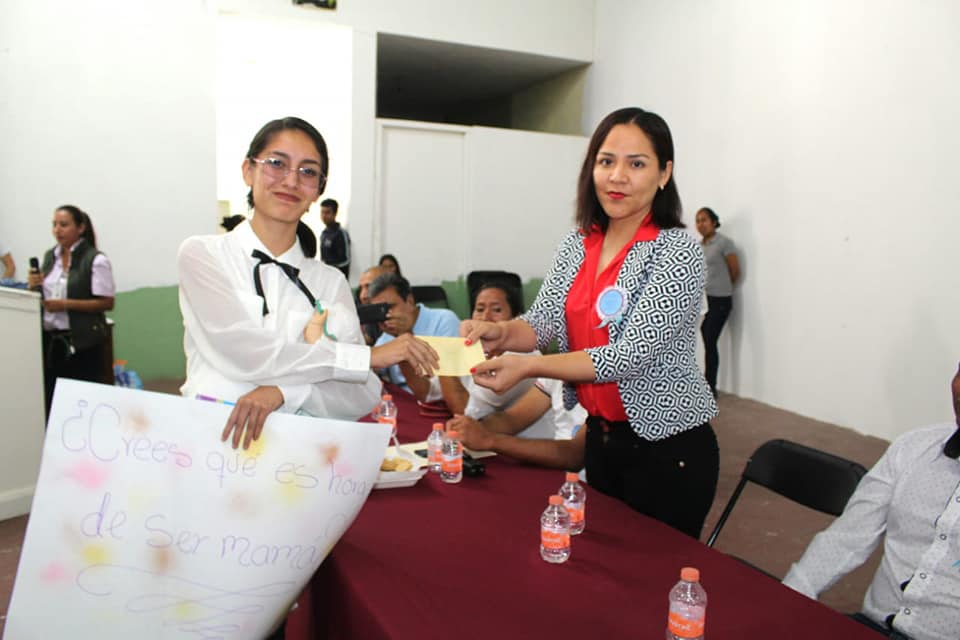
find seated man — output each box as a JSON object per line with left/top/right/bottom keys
{"left": 447, "top": 378, "right": 587, "bottom": 473}
{"left": 356, "top": 265, "right": 385, "bottom": 345}
{"left": 369, "top": 272, "right": 459, "bottom": 401}
{"left": 782, "top": 361, "right": 960, "bottom": 640}
{"left": 357, "top": 265, "right": 384, "bottom": 306}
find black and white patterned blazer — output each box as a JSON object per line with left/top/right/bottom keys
{"left": 522, "top": 227, "right": 718, "bottom": 440}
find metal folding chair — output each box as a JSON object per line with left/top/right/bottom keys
{"left": 706, "top": 439, "right": 868, "bottom": 570}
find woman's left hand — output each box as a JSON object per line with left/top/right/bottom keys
{"left": 471, "top": 354, "right": 532, "bottom": 393}
{"left": 304, "top": 308, "right": 328, "bottom": 344}
{"left": 222, "top": 386, "right": 284, "bottom": 450}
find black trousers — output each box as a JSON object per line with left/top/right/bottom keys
{"left": 42, "top": 331, "right": 106, "bottom": 421}
{"left": 700, "top": 295, "right": 733, "bottom": 396}
{"left": 585, "top": 418, "right": 719, "bottom": 540}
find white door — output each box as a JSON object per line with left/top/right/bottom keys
{"left": 377, "top": 122, "right": 467, "bottom": 284}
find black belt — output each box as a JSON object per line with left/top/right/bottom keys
{"left": 586, "top": 415, "right": 633, "bottom": 433}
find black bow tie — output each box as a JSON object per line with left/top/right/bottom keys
{"left": 251, "top": 249, "right": 316, "bottom": 316}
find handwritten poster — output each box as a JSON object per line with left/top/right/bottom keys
{"left": 4, "top": 379, "right": 390, "bottom": 639}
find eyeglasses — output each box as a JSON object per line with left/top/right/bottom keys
{"left": 250, "top": 156, "right": 325, "bottom": 188}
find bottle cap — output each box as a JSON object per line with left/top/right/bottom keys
{"left": 447, "top": 430, "right": 460, "bottom": 440}
{"left": 432, "top": 423, "right": 443, "bottom": 430}
{"left": 548, "top": 495, "right": 563, "bottom": 506}
{"left": 680, "top": 567, "right": 699, "bottom": 582}
{"left": 382, "top": 394, "right": 393, "bottom": 401}
{"left": 565, "top": 472, "right": 579, "bottom": 482}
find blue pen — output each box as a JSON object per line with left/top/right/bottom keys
{"left": 195, "top": 394, "right": 236, "bottom": 407}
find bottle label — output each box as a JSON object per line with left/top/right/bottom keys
{"left": 377, "top": 416, "right": 396, "bottom": 427}
{"left": 540, "top": 528, "right": 570, "bottom": 550}
{"left": 565, "top": 504, "right": 585, "bottom": 524}
{"left": 441, "top": 454, "right": 462, "bottom": 474}
{"left": 429, "top": 445, "right": 442, "bottom": 465}
{"left": 668, "top": 611, "right": 705, "bottom": 638}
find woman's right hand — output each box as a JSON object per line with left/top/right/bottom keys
{"left": 222, "top": 385, "right": 284, "bottom": 450}
{"left": 27, "top": 271, "right": 43, "bottom": 290}
{"left": 370, "top": 334, "right": 439, "bottom": 378}
{"left": 460, "top": 319, "right": 507, "bottom": 356}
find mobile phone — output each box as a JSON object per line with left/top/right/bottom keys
{"left": 415, "top": 448, "right": 485, "bottom": 477}
{"left": 29, "top": 257, "right": 39, "bottom": 273}
{"left": 357, "top": 302, "right": 390, "bottom": 324}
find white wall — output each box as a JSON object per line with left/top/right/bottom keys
{"left": 215, "top": 15, "right": 353, "bottom": 239}
{"left": 1, "top": 1, "right": 593, "bottom": 289}
{"left": 215, "top": 0, "right": 594, "bottom": 61}
{"left": 466, "top": 127, "right": 585, "bottom": 278}
{"left": 214, "top": 0, "right": 595, "bottom": 281}
{"left": 376, "top": 120, "right": 586, "bottom": 285}
{"left": 0, "top": 1, "right": 216, "bottom": 291}
{"left": 586, "top": 0, "right": 960, "bottom": 440}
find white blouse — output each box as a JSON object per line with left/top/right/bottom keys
{"left": 177, "top": 220, "right": 381, "bottom": 420}
{"left": 42, "top": 240, "right": 115, "bottom": 331}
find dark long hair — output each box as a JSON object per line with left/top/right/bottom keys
{"left": 57, "top": 205, "right": 97, "bottom": 249}
{"left": 699, "top": 206, "right": 720, "bottom": 228}
{"left": 474, "top": 281, "right": 524, "bottom": 317}
{"left": 575, "top": 107, "right": 683, "bottom": 233}
{"left": 378, "top": 253, "right": 402, "bottom": 277}
{"left": 245, "top": 117, "right": 328, "bottom": 258}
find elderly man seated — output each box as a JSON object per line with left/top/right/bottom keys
{"left": 782, "top": 361, "right": 960, "bottom": 640}
{"left": 356, "top": 265, "right": 385, "bottom": 345}
{"left": 368, "top": 272, "right": 459, "bottom": 401}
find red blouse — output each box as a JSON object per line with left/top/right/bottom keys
{"left": 565, "top": 217, "right": 661, "bottom": 420}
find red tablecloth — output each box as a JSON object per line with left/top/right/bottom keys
{"left": 287, "top": 387, "right": 878, "bottom": 639}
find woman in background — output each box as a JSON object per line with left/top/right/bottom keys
{"left": 378, "top": 253, "right": 401, "bottom": 276}
{"left": 695, "top": 206, "right": 739, "bottom": 398}
{"left": 463, "top": 107, "right": 718, "bottom": 539}
{"left": 178, "top": 117, "right": 437, "bottom": 451}
{"left": 28, "top": 205, "right": 115, "bottom": 418}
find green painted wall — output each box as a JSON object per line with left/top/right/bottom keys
{"left": 438, "top": 277, "right": 544, "bottom": 319}
{"left": 108, "top": 286, "right": 185, "bottom": 381}
{"left": 110, "top": 277, "right": 546, "bottom": 383}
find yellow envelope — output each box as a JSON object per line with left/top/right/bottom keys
{"left": 420, "top": 336, "right": 486, "bottom": 376}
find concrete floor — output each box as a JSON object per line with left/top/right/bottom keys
{"left": 0, "top": 384, "right": 890, "bottom": 633}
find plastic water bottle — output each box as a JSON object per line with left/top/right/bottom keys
{"left": 125, "top": 370, "right": 143, "bottom": 390}
{"left": 375, "top": 394, "right": 398, "bottom": 437}
{"left": 540, "top": 495, "right": 571, "bottom": 563}
{"left": 666, "top": 567, "right": 707, "bottom": 640}
{"left": 559, "top": 471, "right": 586, "bottom": 535}
{"left": 427, "top": 423, "right": 444, "bottom": 474}
{"left": 440, "top": 429, "right": 462, "bottom": 483}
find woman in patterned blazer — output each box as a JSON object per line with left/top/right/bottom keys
{"left": 463, "top": 108, "right": 719, "bottom": 539}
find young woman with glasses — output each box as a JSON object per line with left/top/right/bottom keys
{"left": 177, "top": 117, "right": 437, "bottom": 451}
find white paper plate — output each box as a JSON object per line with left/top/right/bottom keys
{"left": 375, "top": 446, "right": 429, "bottom": 489}
{"left": 374, "top": 467, "right": 428, "bottom": 490}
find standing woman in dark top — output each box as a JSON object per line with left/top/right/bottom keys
{"left": 28, "top": 205, "right": 115, "bottom": 417}
{"left": 695, "top": 207, "right": 739, "bottom": 398}
{"left": 463, "top": 107, "right": 719, "bottom": 539}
